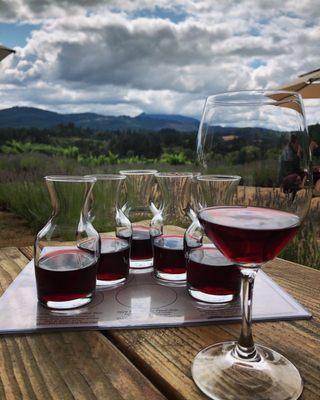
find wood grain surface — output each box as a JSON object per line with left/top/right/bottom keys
{"left": 106, "top": 258, "right": 320, "bottom": 400}
{"left": 6, "top": 246, "right": 320, "bottom": 400}
{"left": 0, "top": 247, "right": 167, "bottom": 400}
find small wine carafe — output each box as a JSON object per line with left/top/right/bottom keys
{"left": 85, "top": 174, "right": 131, "bottom": 286}
{"left": 185, "top": 175, "right": 242, "bottom": 303}
{"left": 151, "top": 172, "right": 194, "bottom": 283}
{"left": 119, "top": 169, "right": 157, "bottom": 269}
{"left": 34, "top": 176, "right": 100, "bottom": 310}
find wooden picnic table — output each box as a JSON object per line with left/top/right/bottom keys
{"left": 0, "top": 245, "right": 319, "bottom": 400}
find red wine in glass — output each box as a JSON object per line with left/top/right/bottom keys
{"left": 153, "top": 234, "right": 186, "bottom": 281}
{"left": 199, "top": 206, "right": 300, "bottom": 265}
{"left": 35, "top": 248, "right": 97, "bottom": 309}
{"left": 187, "top": 245, "right": 241, "bottom": 303}
{"left": 97, "top": 237, "right": 129, "bottom": 285}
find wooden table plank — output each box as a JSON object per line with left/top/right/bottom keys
{"left": 18, "top": 246, "right": 320, "bottom": 399}
{"left": 106, "top": 258, "right": 320, "bottom": 400}
{"left": 19, "top": 246, "right": 33, "bottom": 261}
{"left": 0, "top": 247, "right": 167, "bottom": 400}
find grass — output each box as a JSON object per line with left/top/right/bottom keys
{"left": 281, "top": 198, "right": 320, "bottom": 268}
{"left": 0, "top": 154, "right": 192, "bottom": 231}
{"left": 0, "top": 153, "right": 319, "bottom": 269}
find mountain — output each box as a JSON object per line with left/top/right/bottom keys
{"left": 0, "top": 107, "right": 199, "bottom": 132}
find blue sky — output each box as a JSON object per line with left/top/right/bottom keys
{"left": 0, "top": 1, "right": 319, "bottom": 122}
{"left": 132, "top": 5, "right": 189, "bottom": 23}
{"left": 0, "top": 6, "right": 189, "bottom": 48}
{"left": 0, "top": 23, "right": 40, "bottom": 47}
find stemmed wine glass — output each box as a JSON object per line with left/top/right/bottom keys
{"left": 192, "top": 90, "right": 312, "bottom": 400}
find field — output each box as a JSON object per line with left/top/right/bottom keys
{"left": 0, "top": 153, "right": 319, "bottom": 269}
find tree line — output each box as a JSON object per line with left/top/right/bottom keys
{"left": 0, "top": 123, "right": 319, "bottom": 166}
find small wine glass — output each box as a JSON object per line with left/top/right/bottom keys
{"left": 192, "top": 90, "right": 312, "bottom": 400}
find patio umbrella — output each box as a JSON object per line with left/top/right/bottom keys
{"left": 0, "top": 45, "right": 15, "bottom": 62}
{"left": 279, "top": 67, "right": 320, "bottom": 99}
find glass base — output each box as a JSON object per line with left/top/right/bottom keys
{"left": 39, "top": 293, "right": 94, "bottom": 310}
{"left": 96, "top": 277, "right": 126, "bottom": 287}
{"left": 192, "top": 341, "right": 303, "bottom": 400}
{"left": 188, "top": 286, "right": 236, "bottom": 303}
{"left": 130, "top": 258, "right": 153, "bottom": 269}
{"left": 155, "top": 270, "right": 186, "bottom": 283}
{"left": 130, "top": 266, "right": 154, "bottom": 275}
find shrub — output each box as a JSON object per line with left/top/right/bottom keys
{"left": 160, "top": 151, "right": 190, "bottom": 165}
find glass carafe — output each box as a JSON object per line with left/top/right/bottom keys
{"left": 151, "top": 172, "right": 194, "bottom": 282}
{"left": 186, "top": 175, "right": 242, "bottom": 303}
{"left": 185, "top": 174, "right": 241, "bottom": 250}
{"left": 119, "top": 169, "right": 157, "bottom": 268}
{"left": 86, "top": 174, "right": 130, "bottom": 286}
{"left": 34, "top": 176, "right": 100, "bottom": 310}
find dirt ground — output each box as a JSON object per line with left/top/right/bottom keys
{"left": 0, "top": 211, "right": 34, "bottom": 248}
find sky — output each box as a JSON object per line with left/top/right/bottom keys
{"left": 0, "top": 0, "right": 319, "bottom": 123}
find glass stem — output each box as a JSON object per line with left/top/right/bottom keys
{"left": 234, "top": 267, "right": 260, "bottom": 361}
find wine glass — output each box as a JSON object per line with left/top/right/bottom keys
{"left": 192, "top": 90, "right": 312, "bottom": 400}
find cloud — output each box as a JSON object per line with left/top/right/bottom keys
{"left": 0, "top": 0, "right": 319, "bottom": 122}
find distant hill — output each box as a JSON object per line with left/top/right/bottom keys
{"left": 0, "top": 107, "right": 199, "bottom": 132}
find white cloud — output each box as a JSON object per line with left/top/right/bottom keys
{"left": 0, "top": 0, "right": 319, "bottom": 122}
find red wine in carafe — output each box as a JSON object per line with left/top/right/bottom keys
{"left": 98, "top": 237, "right": 129, "bottom": 282}
{"left": 187, "top": 246, "right": 241, "bottom": 298}
{"left": 118, "top": 226, "right": 153, "bottom": 261}
{"left": 35, "top": 248, "right": 97, "bottom": 304}
{"left": 153, "top": 234, "right": 186, "bottom": 275}
{"left": 130, "top": 226, "right": 153, "bottom": 260}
